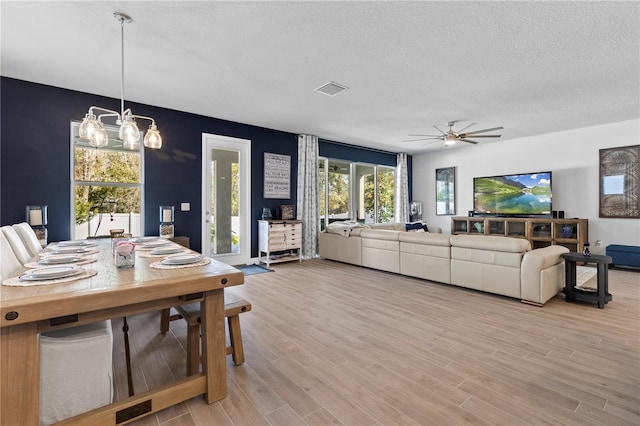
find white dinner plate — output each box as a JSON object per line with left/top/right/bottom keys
{"left": 141, "top": 241, "right": 169, "bottom": 249}
{"left": 129, "top": 237, "right": 159, "bottom": 243}
{"left": 56, "top": 240, "right": 97, "bottom": 247}
{"left": 20, "top": 266, "right": 83, "bottom": 281}
{"left": 38, "top": 254, "right": 84, "bottom": 265}
{"left": 50, "top": 247, "right": 92, "bottom": 254}
{"left": 150, "top": 247, "right": 183, "bottom": 256}
{"left": 161, "top": 254, "right": 203, "bottom": 265}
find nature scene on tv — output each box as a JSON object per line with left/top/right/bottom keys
{"left": 474, "top": 172, "right": 551, "bottom": 215}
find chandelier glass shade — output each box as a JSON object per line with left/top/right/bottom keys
{"left": 78, "top": 12, "right": 161, "bottom": 150}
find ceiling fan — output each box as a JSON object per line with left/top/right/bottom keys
{"left": 404, "top": 121, "right": 504, "bottom": 146}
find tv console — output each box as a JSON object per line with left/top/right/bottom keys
{"left": 451, "top": 216, "right": 588, "bottom": 253}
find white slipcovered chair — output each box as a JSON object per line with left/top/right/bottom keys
{"left": 1, "top": 231, "right": 23, "bottom": 280}
{"left": 39, "top": 321, "right": 114, "bottom": 425}
{"left": 13, "top": 222, "right": 43, "bottom": 257}
{"left": 1, "top": 225, "right": 33, "bottom": 264}
{"left": 0, "top": 228, "right": 114, "bottom": 424}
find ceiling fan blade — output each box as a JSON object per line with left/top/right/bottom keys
{"left": 433, "top": 125, "right": 448, "bottom": 135}
{"left": 407, "top": 134, "right": 441, "bottom": 137}
{"left": 458, "top": 134, "right": 502, "bottom": 138}
{"left": 459, "top": 139, "right": 479, "bottom": 145}
{"left": 462, "top": 126, "right": 504, "bottom": 135}
{"left": 455, "top": 122, "right": 477, "bottom": 133}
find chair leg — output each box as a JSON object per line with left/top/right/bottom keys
{"left": 227, "top": 315, "right": 245, "bottom": 366}
{"left": 122, "top": 316, "right": 134, "bottom": 397}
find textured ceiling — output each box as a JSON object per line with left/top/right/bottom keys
{"left": 2, "top": 1, "right": 638, "bottom": 153}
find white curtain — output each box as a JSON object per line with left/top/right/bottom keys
{"left": 296, "top": 134, "right": 319, "bottom": 258}
{"left": 395, "top": 152, "right": 410, "bottom": 223}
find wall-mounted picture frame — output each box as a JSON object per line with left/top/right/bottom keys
{"left": 436, "top": 167, "right": 456, "bottom": 215}
{"left": 264, "top": 152, "right": 291, "bottom": 199}
{"left": 280, "top": 204, "right": 295, "bottom": 220}
{"left": 599, "top": 144, "right": 639, "bottom": 218}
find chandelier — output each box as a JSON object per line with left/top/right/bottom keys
{"left": 78, "top": 12, "right": 162, "bottom": 150}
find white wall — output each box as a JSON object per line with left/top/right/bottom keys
{"left": 412, "top": 119, "right": 640, "bottom": 255}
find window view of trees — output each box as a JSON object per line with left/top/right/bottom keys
{"left": 319, "top": 158, "right": 395, "bottom": 228}
{"left": 73, "top": 124, "right": 142, "bottom": 238}
{"left": 375, "top": 166, "right": 395, "bottom": 223}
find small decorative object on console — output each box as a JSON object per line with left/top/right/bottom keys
{"left": 583, "top": 242, "right": 591, "bottom": 256}
{"left": 262, "top": 207, "right": 272, "bottom": 220}
{"left": 280, "top": 204, "right": 295, "bottom": 220}
{"left": 561, "top": 224, "right": 573, "bottom": 238}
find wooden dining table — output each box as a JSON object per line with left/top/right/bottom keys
{"left": 0, "top": 239, "right": 244, "bottom": 425}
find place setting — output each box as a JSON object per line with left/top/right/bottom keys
{"left": 128, "top": 237, "right": 174, "bottom": 251}
{"left": 24, "top": 252, "right": 97, "bottom": 269}
{"left": 2, "top": 265, "right": 98, "bottom": 287}
{"left": 45, "top": 240, "right": 99, "bottom": 256}
{"left": 149, "top": 253, "right": 211, "bottom": 269}
{"left": 139, "top": 245, "right": 191, "bottom": 258}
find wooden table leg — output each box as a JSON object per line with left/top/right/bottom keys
{"left": 200, "top": 288, "right": 227, "bottom": 403}
{"left": 1, "top": 322, "right": 40, "bottom": 425}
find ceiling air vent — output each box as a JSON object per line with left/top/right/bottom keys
{"left": 315, "top": 81, "right": 349, "bottom": 97}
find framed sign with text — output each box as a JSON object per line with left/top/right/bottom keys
{"left": 264, "top": 152, "right": 291, "bottom": 199}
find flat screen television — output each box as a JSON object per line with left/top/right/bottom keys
{"left": 473, "top": 171, "right": 552, "bottom": 216}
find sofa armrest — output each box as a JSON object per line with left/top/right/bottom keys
{"left": 521, "top": 245, "right": 570, "bottom": 305}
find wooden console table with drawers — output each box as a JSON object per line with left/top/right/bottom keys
{"left": 258, "top": 220, "right": 303, "bottom": 267}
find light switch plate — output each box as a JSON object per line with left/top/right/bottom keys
{"left": 181, "top": 203, "right": 190, "bottom": 211}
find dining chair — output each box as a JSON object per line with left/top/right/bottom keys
{"left": 13, "top": 222, "right": 43, "bottom": 257}
{"left": 40, "top": 320, "right": 114, "bottom": 425}
{"left": 0, "top": 231, "right": 23, "bottom": 280}
{"left": 1, "top": 227, "right": 114, "bottom": 425}
{"left": 1, "top": 225, "right": 34, "bottom": 264}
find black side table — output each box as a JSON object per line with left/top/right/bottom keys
{"left": 562, "top": 253, "right": 612, "bottom": 309}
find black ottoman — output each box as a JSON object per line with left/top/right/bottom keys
{"left": 606, "top": 244, "right": 640, "bottom": 269}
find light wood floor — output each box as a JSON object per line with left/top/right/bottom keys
{"left": 112, "top": 259, "right": 640, "bottom": 425}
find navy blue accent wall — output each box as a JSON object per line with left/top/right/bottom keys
{"left": 1, "top": 77, "right": 411, "bottom": 256}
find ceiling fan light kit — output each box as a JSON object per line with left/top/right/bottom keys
{"left": 404, "top": 121, "right": 504, "bottom": 147}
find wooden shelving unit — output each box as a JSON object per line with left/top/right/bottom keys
{"left": 258, "top": 220, "right": 303, "bottom": 267}
{"left": 451, "top": 216, "right": 588, "bottom": 253}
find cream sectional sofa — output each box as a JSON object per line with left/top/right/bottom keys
{"left": 318, "top": 222, "right": 569, "bottom": 306}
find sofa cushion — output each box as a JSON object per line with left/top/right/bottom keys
{"left": 360, "top": 229, "right": 401, "bottom": 241}
{"left": 399, "top": 232, "right": 451, "bottom": 246}
{"left": 368, "top": 223, "right": 407, "bottom": 232}
{"left": 450, "top": 235, "right": 531, "bottom": 253}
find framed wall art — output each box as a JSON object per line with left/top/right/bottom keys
{"left": 599, "top": 144, "right": 639, "bottom": 218}
{"left": 436, "top": 167, "right": 456, "bottom": 215}
{"left": 264, "top": 152, "right": 291, "bottom": 199}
